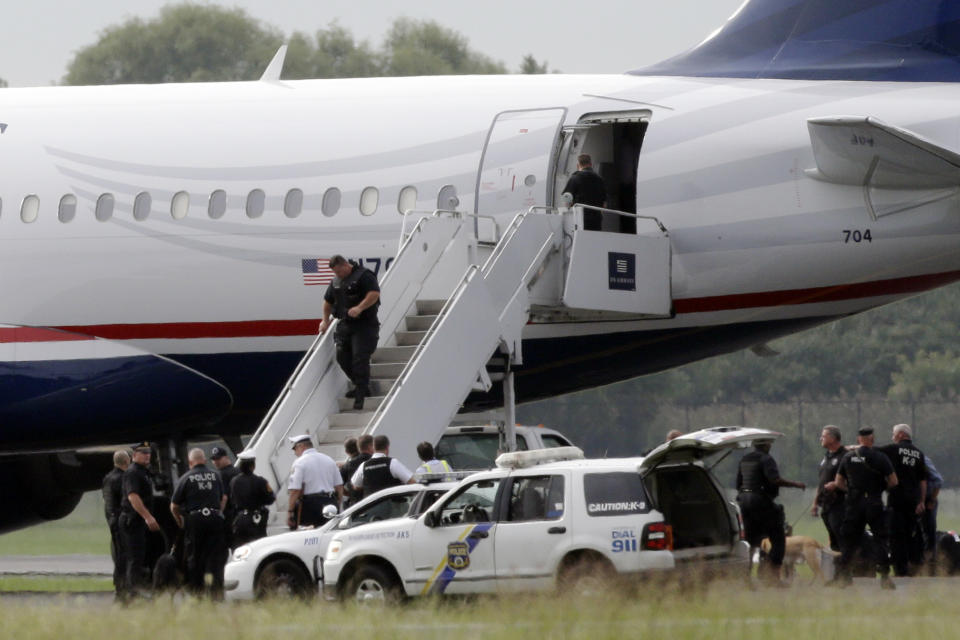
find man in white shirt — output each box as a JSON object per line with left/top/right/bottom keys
{"left": 351, "top": 435, "right": 415, "bottom": 498}
{"left": 287, "top": 434, "right": 343, "bottom": 528}
{"left": 413, "top": 441, "right": 452, "bottom": 480}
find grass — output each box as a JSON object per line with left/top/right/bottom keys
{"left": 1, "top": 581, "right": 960, "bottom": 640}
{"left": 0, "top": 576, "right": 113, "bottom": 592}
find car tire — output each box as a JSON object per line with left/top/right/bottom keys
{"left": 343, "top": 564, "right": 403, "bottom": 604}
{"left": 557, "top": 556, "right": 615, "bottom": 597}
{"left": 255, "top": 558, "right": 313, "bottom": 600}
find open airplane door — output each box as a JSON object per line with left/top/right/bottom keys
{"left": 475, "top": 108, "right": 566, "bottom": 218}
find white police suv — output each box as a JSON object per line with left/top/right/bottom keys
{"left": 224, "top": 481, "right": 457, "bottom": 600}
{"left": 322, "top": 427, "right": 775, "bottom": 602}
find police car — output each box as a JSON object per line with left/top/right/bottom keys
{"left": 322, "top": 427, "right": 775, "bottom": 602}
{"left": 224, "top": 481, "right": 457, "bottom": 600}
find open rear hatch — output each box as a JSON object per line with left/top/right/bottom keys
{"left": 639, "top": 427, "right": 782, "bottom": 558}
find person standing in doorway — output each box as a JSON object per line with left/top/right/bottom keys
{"left": 562, "top": 154, "right": 606, "bottom": 230}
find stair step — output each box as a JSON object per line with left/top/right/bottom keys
{"left": 416, "top": 299, "right": 445, "bottom": 315}
{"left": 329, "top": 411, "right": 378, "bottom": 428}
{"left": 320, "top": 426, "right": 364, "bottom": 444}
{"left": 395, "top": 330, "right": 428, "bottom": 346}
{"left": 337, "top": 395, "right": 385, "bottom": 411}
{"left": 404, "top": 314, "right": 438, "bottom": 331}
{"left": 369, "top": 379, "right": 395, "bottom": 395}
{"left": 371, "top": 346, "right": 417, "bottom": 363}
{"left": 372, "top": 362, "right": 406, "bottom": 377}
{"left": 316, "top": 443, "right": 346, "bottom": 460}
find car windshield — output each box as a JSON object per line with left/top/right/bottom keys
{"left": 436, "top": 434, "right": 528, "bottom": 470}
{"left": 337, "top": 492, "right": 419, "bottom": 529}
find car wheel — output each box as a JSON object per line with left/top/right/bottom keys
{"left": 558, "top": 557, "right": 615, "bottom": 597}
{"left": 344, "top": 564, "right": 402, "bottom": 604}
{"left": 255, "top": 558, "right": 313, "bottom": 599}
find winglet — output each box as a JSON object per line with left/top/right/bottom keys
{"left": 0, "top": 123, "right": 6, "bottom": 134}
{"left": 260, "top": 45, "right": 287, "bottom": 83}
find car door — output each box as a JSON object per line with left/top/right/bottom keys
{"left": 639, "top": 426, "right": 784, "bottom": 474}
{"left": 493, "top": 472, "right": 570, "bottom": 591}
{"left": 410, "top": 477, "right": 503, "bottom": 595}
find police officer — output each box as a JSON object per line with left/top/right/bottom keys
{"left": 878, "top": 423, "right": 928, "bottom": 576}
{"left": 102, "top": 449, "right": 130, "bottom": 599}
{"left": 339, "top": 436, "right": 372, "bottom": 509}
{"left": 351, "top": 435, "right": 415, "bottom": 499}
{"left": 413, "top": 441, "right": 452, "bottom": 480}
{"left": 832, "top": 426, "right": 898, "bottom": 589}
{"left": 230, "top": 451, "right": 276, "bottom": 546}
{"left": 735, "top": 439, "right": 805, "bottom": 585}
{"left": 170, "top": 448, "right": 227, "bottom": 597}
{"left": 119, "top": 442, "right": 161, "bottom": 599}
{"left": 922, "top": 454, "right": 943, "bottom": 561}
{"left": 810, "top": 425, "right": 846, "bottom": 551}
{"left": 561, "top": 153, "right": 606, "bottom": 230}
{"left": 319, "top": 255, "right": 380, "bottom": 410}
{"left": 210, "top": 446, "right": 238, "bottom": 548}
{"left": 287, "top": 434, "right": 343, "bottom": 528}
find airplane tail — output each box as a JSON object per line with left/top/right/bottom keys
{"left": 631, "top": 0, "right": 960, "bottom": 81}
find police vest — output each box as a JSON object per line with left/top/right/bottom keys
{"left": 174, "top": 465, "right": 223, "bottom": 512}
{"left": 739, "top": 452, "right": 776, "bottom": 498}
{"left": 363, "top": 457, "right": 401, "bottom": 497}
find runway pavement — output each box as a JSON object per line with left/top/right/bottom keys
{"left": 0, "top": 555, "right": 112, "bottom": 576}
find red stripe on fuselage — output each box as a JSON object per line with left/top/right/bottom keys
{"left": 672, "top": 269, "right": 960, "bottom": 314}
{"left": 6, "top": 270, "right": 957, "bottom": 344}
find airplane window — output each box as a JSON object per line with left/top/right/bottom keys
{"left": 246, "top": 189, "right": 265, "bottom": 219}
{"left": 437, "top": 184, "right": 458, "bottom": 210}
{"left": 284, "top": 189, "right": 303, "bottom": 218}
{"left": 95, "top": 193, "right": 114, "bottom": 222}
{"left": 171, "top": 191, "right": 189, "bottom": 220}
{"left": 21, "top": 195, "right": 40, "bottom": 223}
{"left": 398, "top": 186, "right": 417, "bottom": 214}
{"left": 208, "top": 190, "right": 226, "bottom": 219}
{"left": 321, "top": 188, "right": 341, "bottom": 217}
{"left": 133, "top": 192, "right": 151, "bottom": 221}
{"left": 359, "top": 187, "right": 379, "bottom": 216}
{"left": 58, "top": 194, "right": 77, "bottom": 223}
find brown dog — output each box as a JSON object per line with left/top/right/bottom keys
{"left": 761, "top": 536, "right": 840, "bottom": 582}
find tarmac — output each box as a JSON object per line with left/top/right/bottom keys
{"left": 0, "top": 554, "right": 112, "bottom": 576}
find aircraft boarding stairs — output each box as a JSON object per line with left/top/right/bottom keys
{"left": 241, "top": 206, "right": 672, "bottom": 531}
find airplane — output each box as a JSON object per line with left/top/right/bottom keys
{"left": 4, "top": 0, "right": 960, "bottom": 533}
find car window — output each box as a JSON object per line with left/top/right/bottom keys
{"left": 415, "top": 489, "right": 448, "bottom": 516}
{"left": 338, "top": 493, "right": 417, "bottom": 529}
{"left": 435, "top": 434, "right": 529, "bottom": 470}
{"left": 583, "top": 472, "right": 650, "bottom": 517}
{"left": 436, "top": 479, "right": 501, "bottom": 525}
{"left": 506, "top": 475, "right": 564, "bottom": 522}
{"left": 540, "top": 434, "right": 572, "bottom": 448}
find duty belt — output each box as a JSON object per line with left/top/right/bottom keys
{"left": 303, "top": 492, "right": 334, "bottom": 499}
{"left": 190, "top": 507, "right": 221, "bottom": 516}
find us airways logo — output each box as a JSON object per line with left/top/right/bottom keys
{"left": 608, "top": 252, "right": 636, "bottom": 291}
{"left": 0, "top": 123, "right": 7, "bottom": 134}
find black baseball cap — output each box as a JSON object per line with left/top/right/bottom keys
{"left": 210, "top": 446, "right": 228, "bottom": 460}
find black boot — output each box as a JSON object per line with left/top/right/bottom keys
{"left": 353, "top": 387, "right": 368, "bottom": 410}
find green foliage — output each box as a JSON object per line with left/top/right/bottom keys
{"left": 380, "top": 18, "right": 506, "bottom": 76}
{"left": 62, "top": 6, "right": 512, "bottom": 85}
{"left": 519, "top": 54, "right": 550, "bottom": 74}
{"left": 64, "top": 5, "right": 283, "bottom": 85}
{"left": 889, "top": 350, "right": 960, "bottom": 401}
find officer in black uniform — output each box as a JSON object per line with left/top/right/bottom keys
{"left": 320, "top": 255, "right": 381, "bottom": 410}
{"left": 340, "top": 436, "right": 372, "bottom": 509}
{"left": 119, "top": 442, "right": 161, "bottom": 599}
{"left": 561, "top": 153, "right": 607, "bottom": 230}
{"left": 351, "top": 435, "right": 414, "bottom": 499}
{"left": 170, "top": 448, "right": 227, "bottom": 597}
{"left": 210, "top": 446, "right": 239, "bottom": 549}
{"left": 102, "top": 449, "right": 130, "bottom": 599}
{"left": 229, "top": 451, "right": 276, "bottom": 546}
{"left": 735, "top": 439, "right": 805, "bottom": 585}
{"left": 878, "top": 423, "right": 928, "bottom": 576}
{"left": 810, "top": 425, "right": 846, "bottom": 551}
{"left": 833, "top": 426, "right": 898, "bottom": 589}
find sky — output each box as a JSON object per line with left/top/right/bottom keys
{"left": 1, "top": 0, "right": 745, "bottom": 87}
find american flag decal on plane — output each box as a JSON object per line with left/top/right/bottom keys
{"left": 301, "top": 258, "right": 335, "bottom": 286}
